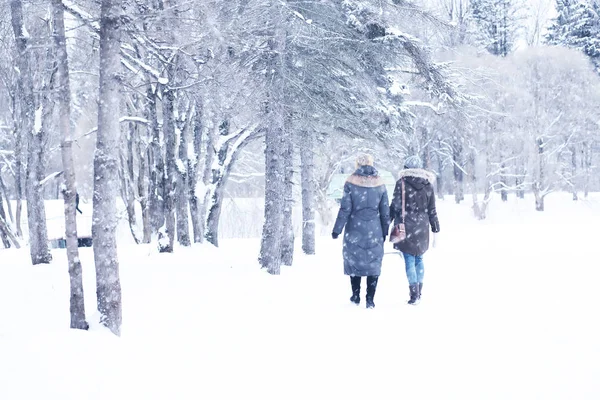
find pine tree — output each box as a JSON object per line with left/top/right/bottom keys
{"left": 470, "top": 0, "right": 523, "bottom": 57}
{"left": 546, "top": 0, "right": 600, "bottom": 72}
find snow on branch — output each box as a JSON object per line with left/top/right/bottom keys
{"left": 39, "top": 171, "right": 64, "bottom": 186}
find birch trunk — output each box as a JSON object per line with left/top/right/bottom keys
{"left": 93, "top": 0, "right": 123, "bottom": 336}
{"left": 300, "top": 130, "right": 315, "bottom": 255}
{"left": 53, "top": 0, "right": 88, "bottom": 330}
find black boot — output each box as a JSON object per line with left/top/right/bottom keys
{"left": 366, "top": 276, "right": 379, "bottom": 309}
{"left": 407, "top": 284, "right": 419, "bottom": 305}
{"left": 350, "top": 276, "right": 361, "bottom": 305}
{"left": 418, "top": 282, "right": 423, "bottom": 300}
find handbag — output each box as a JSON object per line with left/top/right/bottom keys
{"left": 389, "top": 178, "right": 406, "bottom": 244}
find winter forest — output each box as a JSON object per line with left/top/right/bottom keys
{"left": 1, "top": 0, "right": 599, "bottom": 398}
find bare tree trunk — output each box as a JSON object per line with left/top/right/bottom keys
{"left": 281, "top": 137, "right": 295, "bottom": 266}
{"left": 259, "top": 13, "right": 287, "bottom": 275}
{"left": 137, "top": 139, "right": 151, "bottom": 243}
{"left": 571, "top": 146, "right": 578, "bottom": 201}
{"left": 452, "top": 145, "right": 464, "bottom": 204}
{"left": 198, "top": 114, "right": 217, "bottom": 244}
{"left": 421, "top": 127, "right": 431, "bottom": 169}
{"left": 8, "top": 93, "right": 22, "bottom": 233}
{"left": 205, "top": 126, "right": 258, "bottom": 246}
{"left": 26, "top": 64, "right": 53, "bottom": 264}
{"left": 120, "top": 123, "right": 140, "bottom": 244}
{"left": 435, "top": 139, "right": 444, "bottom": 200}
{"left": 15, "top": 123, "right": 23, "bottom": 238}
{"left": 10, "top": 0, "right": 51, "bottom": 262}
{"left": 515, "top": 155, "right": 525, "bottom": 199}
{"left": 189, "top": 104, "right": 203, "bottom": 243}
{"left": 160, "top": 86, "right": 176, "bottom": 252}
{"left": 0, "top": 214, "right": 20, "bottom": 248}
{"left": 260, "top": 118, "right": 286, "bottom": 274}
{"left": 500, "top": 160, "right": 508, "bottom": 202}
{"left": 176, "top": 108, "right": 191, "bottom": 246}
{"left": 468, "top": 151, "right": 483, "bottom": 220}
{"left": 0, "top": 195, "right": 11, "bottom": 248}
{"left": 93, "top": 0, "right": 123, "bottom": 336}
{"left": 0, "top": 173, "right": 13, "bottom": 223}
{"left": 583, "top": 141, "right": 591, "bottom": 198}
{"left": 533, "top": 138, "right": 545, "bottom": 212}
{"left": 146, "top": 86, "right": 164, "bottom": 235}
{"left": 300, "top": 130, "right": 315, "bottom": 255}
{"left": 53, "top": 0, "right": 88, "bottom": 330}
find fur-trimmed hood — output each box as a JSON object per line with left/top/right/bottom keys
{"left": 347, "top": 174, "right": 385, "bottom": 188}
{"left": 346, "top": 165, "right": 385, "bottom": 188}
{"left": 397, "top": 168, "right": 436, "bottom": 183}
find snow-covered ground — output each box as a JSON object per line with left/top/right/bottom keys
{"left": 1, "top": 193, "right": 599, "bottom": 399}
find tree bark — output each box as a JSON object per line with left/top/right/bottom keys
{"left": 10, "top": 0, "right": 51, "bottom": 263}
{"left": 300, "top": 130, "right": 315, "bottom": 255}
{"left": 533, "top": 138, "right": 545, "bottom": 212}
{"left": 137, "top": 134, "right": 151, "bottom": 243}
{"left": 188, "top": 103, "right": 203, "bottom": 243}
{"left": 259, "top": 12, "right": 287, "bottom": 275}
{"left": 583, "top": 141, "right": 591, "bottom": 198}
{"left": 93, "top": 0, "right": 123, "bottom": 336}
{"left": 500, "top": 160, "right": 508, "bottom": 202}
{"left": 120, "top": 123, "right": 140, "bottom": 244}
{"left": 9, "top": 0, "right": 25, "bottom": 239}
{"left": 176, "top": 107, "right": 191, "bottom": 246}
{"left": 0, "top": 194, "right": 11, "bottom": 248}
{"left": 160, "top": 86, "right": 176, "bottom": 252}
{"left": 205, "top": 126, "right": 258, "bottom": 246}
{"left": 146, "top": 86, "right": 164, "bottom": 235}
{"left": 0, "top": 173, "right": 14, "bottom": 224}
{"left": 452, "top": 143, "right": 464, "bottom": 204}
{"left": 26, "top": 61, "right": 53, "bottom": 265}
{"left": 571, "top": 146, "right": 578, "bottom": 201}
{"left": 281, "top": 137, "right": 295, "bottom": 266}
{"left": 53, "top": 0, "right": 88, "bottom": 330}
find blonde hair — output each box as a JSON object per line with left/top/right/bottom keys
{"left": 355, "top": 153, "right": 374, "bottom": 169}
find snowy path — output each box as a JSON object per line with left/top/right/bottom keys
{"left": 1, "top": 195, "right": 599, "bottom": 399}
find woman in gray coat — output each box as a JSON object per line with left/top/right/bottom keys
{"left": 332, "top": 154, "right": 390, "bottom": 309}
{"left": 390, "top": 155, "right": 440, "bottom": 305}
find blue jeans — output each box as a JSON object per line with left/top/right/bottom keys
{"left": 402, "top": 253, "right": 424, "bottom": 285}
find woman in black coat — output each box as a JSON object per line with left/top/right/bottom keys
{"left": 332, "top": 154, "right": 390, "bottom": 309}
{"left": 390, "top": 155, "right": 440, "bottom": 305}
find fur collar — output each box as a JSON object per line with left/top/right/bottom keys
{"left": 347, "top": 174, "right": 385, "bottom": 188}
{"left": 397, "top": 168, "right": 436, "bottom": 183}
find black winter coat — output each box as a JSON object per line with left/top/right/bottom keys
{"left": 390, "top": 169, "right": 440, "bottom": 256}
{"left": 333, "top": 166, "right": 390, "bottom": 277}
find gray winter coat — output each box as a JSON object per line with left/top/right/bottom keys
{"left": 390, "top": 168, "right": 440, "bottom": 256}
{"left": 333, "top": 166, "right": 390, "bottom": 277}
